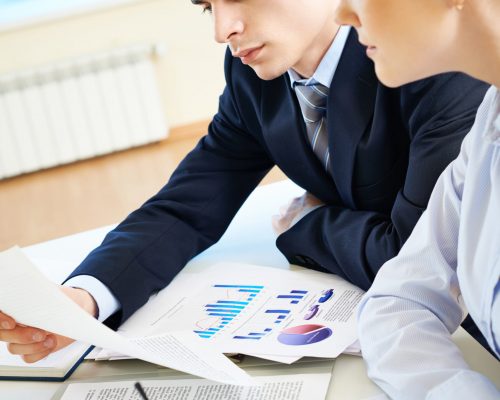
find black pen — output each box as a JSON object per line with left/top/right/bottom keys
{"left": 134, "top": 382, "right": 150, "bottom": 400}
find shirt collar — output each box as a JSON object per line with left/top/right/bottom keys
{"left": 287, "top": 25, "right": 351, "bottom": 89}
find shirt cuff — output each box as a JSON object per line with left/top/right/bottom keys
{"left": 64, "top": 275, "right": 121, "bottom": 322}
{"left": 290, "top": 204, "right": 323, "bottom": 228}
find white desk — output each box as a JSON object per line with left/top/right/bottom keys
{"left": 2, "top": 180, "right": 499, "bottom": 400}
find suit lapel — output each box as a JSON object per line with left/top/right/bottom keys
{"left": 261, "top": 29, "right": 377, "bottom": 206}
{"left": 261, "top": 77, "right": 340, "bottom": 203}
{"left": 327, "top": 29, "right": 378, "bottom": 208}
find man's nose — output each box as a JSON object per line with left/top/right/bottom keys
{"left": 213, "top": 7, "right": 244, "bottom": 44}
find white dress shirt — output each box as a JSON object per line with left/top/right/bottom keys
{"left": 287, "top": 25, "right": 350, "bottom": 88}
{"left": 358, "top": 86, "right": 500, "bottom": 399}
{"left": 65, "top": 26, "right": 351, "bottom": 322}
{"left": 286, "top": 25, "right": 350, "bottom": 226}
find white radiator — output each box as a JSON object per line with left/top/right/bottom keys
{"left": 0, "top": 43, "right": 168, "bottom": 179}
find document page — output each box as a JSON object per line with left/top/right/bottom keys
{"left": 108, "top": 263, "right": 364, "bottom": 359}
{"left": 0, "top": 247, "right": 253, "bottom": 385}
{"left": 60, "top": 373, "right": 332, "bottom": 400}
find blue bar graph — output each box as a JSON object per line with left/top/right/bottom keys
{"left": 194, "top": 330, "right": 216, "bottom": 335}
{"left": 217, "top": 300, "right": 249, "bottom": 305}
{"left": 214, "top": 285, "right": 264, "bottom": 289}
{"left": 205, "top": 309, "right": 241, "bottom": 314}
{"left": 265, "top": 310, "right": 290, "bottom": 314}
{"left": 276, "top": 289, "right": 308, "bottom": 304}
{"left": 233, "top": 327, "right": 273, "bottom": 340}
{"left": 194, "top": 283, "right": 264, "bottom": 339}
{"left": 233, "top": 336, "right": 261, "bottom": 340}
{"left": 208, "top": 313, "right": 238, "bottom": 317}
{"left": 206, "top": 304, "right": 246, "bottom": 309}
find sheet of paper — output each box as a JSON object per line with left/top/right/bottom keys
{"left": 101, "top": 262, "right": 363, "bottom": 359}
{"left": 60, "top": 373, "right": 332, "bottom": 400}
{"left": 0, "top": 247, "right": 253, "bottom": 385}
{"left": 343, "top": 340, "right": 362, "bottom": 356}
{"left": 94, "top": 348, "right": 301, "bottom": 365}
{"left": 240, "top": 354, "right": 301, "bottom": 364}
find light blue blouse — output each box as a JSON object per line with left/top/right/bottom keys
{"left": 358, "top": 86, "right": 500, "bottom": 399}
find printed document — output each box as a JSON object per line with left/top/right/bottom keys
{"left": 99, "top": 263, "right": 364, "bottom": 359}
{"left": 60, "top": 373, "right": 332, "bottom": 400}
{"left": 0, "top": 247, "right": 253, "bottom": 385}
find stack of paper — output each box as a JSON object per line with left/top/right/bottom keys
{"left": 92, "top": 262, "right": 364, "bottom": 363}
{"left": 0, "top": 247, "right": 252, "bottom": 385}
{"left": 0, "top": 247, "right": 364, "bottom": 384}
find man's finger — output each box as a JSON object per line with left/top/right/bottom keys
{"left": 0, "top": 326, "right": 47, "bottom": 345}
{"left": 304, "top": 192, "right": 323, "bottom": 206}
{"left": 272, "top": 214, "right": 286, "bottom": 235}
{"left": 21, "top": 349, "right": 52, "bottom": 364}
{"left": 272, "top": 214, "right": 294, "bottom": 235}
{"left": 7, "top": 337, "right": 56, "bottom": 355}
{"left": 0, "top": 312, "right": 16, "bottom": 330}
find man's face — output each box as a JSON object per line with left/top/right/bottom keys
{"left": 192, "top": 0, "right": 340, "bottom": 79}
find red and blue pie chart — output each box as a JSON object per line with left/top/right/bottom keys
{"left": 277, "top": 324, "right": 332, "bottom": 345}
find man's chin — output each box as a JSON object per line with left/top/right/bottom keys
{"left": 251, "top": 64, "right": 287, "bottom": 81}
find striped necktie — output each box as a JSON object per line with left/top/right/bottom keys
{"left": 294, "top": 82, "right": 331, "bottom": 171}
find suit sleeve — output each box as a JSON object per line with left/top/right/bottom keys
{"left": 276, "top": 73, "right": 488, "bottom": 290}
{"left": 66, "top": 53, "right": 274, "bottom": 324}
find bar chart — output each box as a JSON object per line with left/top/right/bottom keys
{"left": 194, "top": 284, "right": 264, "bottom": 339}
{"left": 231, "top": 288, "right": 310, "bottom": 341}
{"left": 276, "top": 290, "right": 308, "bottom": 305}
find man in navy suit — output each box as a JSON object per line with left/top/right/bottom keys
{"left": 0, "top": 0, "right": 488, "bottom": 361}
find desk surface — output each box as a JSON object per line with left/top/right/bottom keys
{"left": 3, "top": 180, "right": 500, "bottom": 400}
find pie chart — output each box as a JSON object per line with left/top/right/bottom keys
{"left": 277, "top": 324, "right": 332, "bottom": 345}
{"left": 303, "top": 305, "right": 320, "bottom": 320}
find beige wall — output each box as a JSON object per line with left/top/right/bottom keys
{"left": 0, "top": 0, "right": 227, "bottom": 128}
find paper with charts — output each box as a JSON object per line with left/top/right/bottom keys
{"left": 122, "top": 263, "right": 364, "bottom": 358}
{"left": 0, "top": 247, "right": 253, "bottom": 385}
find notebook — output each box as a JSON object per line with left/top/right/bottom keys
{"left": 0, "top": 341, "right": 92, "bottom": 381}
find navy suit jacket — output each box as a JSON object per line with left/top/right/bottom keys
{"left": 68, "top": 31, "right": 488, "bottom": 324}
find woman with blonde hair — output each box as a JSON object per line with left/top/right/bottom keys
{"left": 335, "top": 0, "right": 499, "bottom": 398}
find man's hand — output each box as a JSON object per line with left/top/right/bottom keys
{"left": 0, "top": 286, "right": 98, "bottom": 363}
{"left": 272, "top": 192, "right": 324, "bottom": 235}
